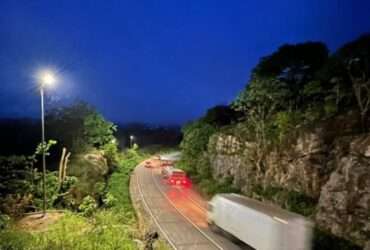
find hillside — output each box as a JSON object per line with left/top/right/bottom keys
{"left": 179, "top": 34, "right": 370, "bottom": 249}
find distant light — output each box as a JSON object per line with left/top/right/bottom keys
{"left": 130, "top": 135, "right": 134, "bottom": 140}
{"left": 38, "top": 69, "right": 57, "bottom": 87}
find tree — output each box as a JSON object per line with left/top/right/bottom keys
{"left": 336, "top": 34, "right": 370, "bottom": 131}
{"left": 46, "top": 101, "right": 95, "bottom": 153}
{"left": 202, "top": 105, "right": 240, "bottom": 126}
{"left": 83, "top": 113, "right": 117, "bottom": 148}
{"left": 232, "top": 77, "right": 292, "bottom": 172}
{"left": 232, "top": 77, "right": 290, "bottom": 115}
{"left": 180, "top": 120, "right": 217, "bottom": 176}
{"left": 252, "top": 42, "right": 329, "bottom": 110}
{"left": 253, "top": 42, "right": 329, "bottom": 80}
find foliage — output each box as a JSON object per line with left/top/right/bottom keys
{"left": 0, "top": 211, "right": 137, "bottom": 250}
{"left": 202, "top": 105, "right": 240, "bottom": 126}
{"left": 198, "top": 177, "right": 240, "bottom": 197}
{"left": 94, "top": 182, "right": 106, "bottom": 198}
{"left": 35, "top": 140, "right": 57, "bottom": 156}
{"left": 0, "top": 155, "right": 33, "bottom": 199}
{"left": 102, "top": 140, "right": 119, "bottom": 166}
{"left": 274, "top": 111, "right": 303, "bottom": 143}
{"left": 253, "top": 42, "right": 329, "bottom": 81}
{"left": 0, "top": 140, "right": 58, "bottom": 215}
{"left": 0, "top": 213, "right": 10, "bottom": 230}
{"left": 107, "top": 147, "right": 146, "bottom": 216}
{"left": 102, "top": 192, "right": 117, "bottom": 208}
{"left": 250, "top": 185, "right": 317, "bottom": 217}
{"left": 1, "top": 194, "right": 33, "bottom": 218}
{"left": 180, "top": 120, "right": 216, "bottom": 161}
{"left": 84, "top": 113, "right": 117, "bottom": 148}
{"left": 46, "top": 101, "right": 95, "bottom": 154}
{"left": 79, "top": 195, "right": 98, "bottom": 217}
{"left": 0, "top": 148, "right": 145, "bottom": 248}
{"left": 32, "top": 172, "right": 60, "bottom": 210}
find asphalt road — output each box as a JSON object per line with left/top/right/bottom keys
{"left": 132, "top": 156, "right": 245, "bottom": 250}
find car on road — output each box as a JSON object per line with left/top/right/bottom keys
{"left": 160, "top": 160, "right": 173, "bottom": 168}
{"left": 161, "top": 166, "right": 189, "bottom": 186}
{"left": 207, "top": 193, "right": 313, "bottom": 250}
{"left": 167, "top": 169, "right": 189, "bottom": 186}
{"left": 161, "top": 166, "right": 173, "bottom": 178}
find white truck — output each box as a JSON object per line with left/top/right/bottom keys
{"left": 207, "top": 193, "right": 313, "bottom": 250}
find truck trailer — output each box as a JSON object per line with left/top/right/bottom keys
{"left": 207, "top": 193, "right": 313, "bottom": 250}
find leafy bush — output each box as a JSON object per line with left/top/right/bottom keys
{"left": 251, "top": 185, "right": 317, "bottom": 216}
{"left": 0, "top": 213, "right": 10, "bottom": 229}
{"left": 180, "top": 120, "right": 217, "bottom": 177}
{"left": 32, "top": 172, "right": 60, "bottom": 210}
{"left": 0, "top": 155, "right": 33, "bottom": 199}
{"left": 84, "top": 113, "right": 117, "bottom": 148}
{"left": 102, "top": 141, "right": 119, "bottom": 166}
{"left": 102, "top": 192, "right": 117, "bottom": 208}
{"left": 60, "top": 175, "right": 78, "bottom": 192}
{"left": 94, "top": 181, "right": 106, "bottom": 197}
{"left": 274, "top": 111, "right": 303, "bottom": 142}
{"left": 198, "top": 177, "right": 240, "bottom": 197}
{"left": 1, "top": 194, "right": 33, "bottom": 217}
{"left": 0, "top": 140, "right": 58, "bottom": 215}
{"left": 79, "top": 195, "right": 98, "bottom": 217}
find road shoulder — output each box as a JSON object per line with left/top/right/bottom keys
{"left": 130, "top": 162, "right": 171, "bottom": 249}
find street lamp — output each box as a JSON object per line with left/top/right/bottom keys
{"left": 129, "top": 135, "right": 134, "bottom": 148}
{"left": 37, "top": 69, "right": 56, "bottom": 216}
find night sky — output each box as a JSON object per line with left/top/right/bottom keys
{"left": 1, "top": 1, "right": 369, "bottom": 125}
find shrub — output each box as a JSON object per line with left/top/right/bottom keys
{"left": 102, "top": 141, "right": 119, "bottom": 166}
{"left": 0, "top": 213, "right": 10, "bottom": 230}
{"left": 32, "top": 172, "right": 59, "bottom": 210}
{"left": 199, "top": 177, "right": 240, "bottom": 197}
{"left": 274, "top": 111, "right": 303, "bottom": 142}
{"left": 79, "top": 195, "right": 98, "bottom": 217}
{"left": 94, "top": 181, "right": 106, "bottom": 197}
{"left": 251, "top": 185, "right": 317, "bottom": 216}
{"left": 1, "top": 194, "right": 33, "bottom": 217}
{"left": 102, "top": 192, "right": 117, "bottom": 208}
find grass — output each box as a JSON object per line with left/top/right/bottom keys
{"left": 0, "top": 149, "right": 148, "bottom": 250}
{"left": 0, "top": 211, "right": 137, "bottom": 250}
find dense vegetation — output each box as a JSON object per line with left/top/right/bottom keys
{"left": 0, "top": 149, "right": 147, "bottom": 249}
{"left": 181, "top": 34, "right": 370, "bottom": 186}
{"left": 180, "top": 34, "right": 369, "bottom": 249}
{"left": 0, "top": 101, "right": 153, "bottom": 249}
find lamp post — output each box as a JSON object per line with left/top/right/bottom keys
{"left": 129, "top": 135, "right": 134, "bottom": 148}
{"left": 38, "top": 70, "right": 56, "bottom": 216}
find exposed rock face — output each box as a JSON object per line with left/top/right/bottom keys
{"left": 208, "top": 130, "right": 370, "bottom": 247}
{"left": 316, "top": 135, "right": 370, "bottom": 247}
{"left": 84, "top": 153, "right": 109, "bottom": 176}
{"left": 209, "top": 129, "right": 330, "bottom": 198}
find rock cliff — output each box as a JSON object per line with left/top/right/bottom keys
{"left": 207, "top": 126, "right": 370, "bottom": 247}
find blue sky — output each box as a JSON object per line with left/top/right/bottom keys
{"left": 0, "top": 0, "right": 369, "bottom": 124}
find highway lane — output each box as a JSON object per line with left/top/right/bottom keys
{"left": 133, "top": 158, "right": 244, "bottom": 250}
